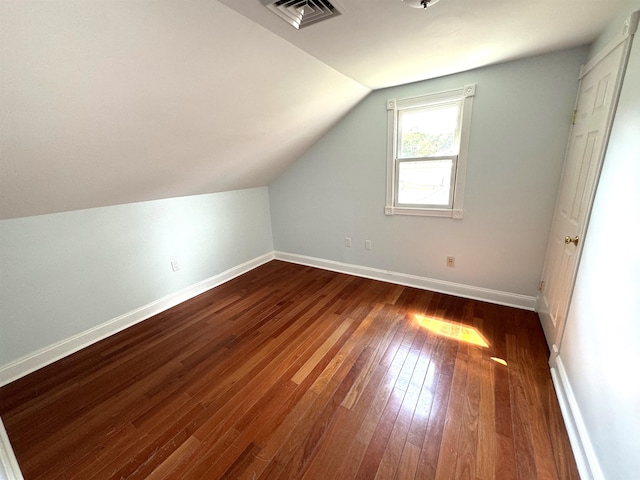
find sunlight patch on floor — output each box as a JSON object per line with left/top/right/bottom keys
{"left": 490, "top": 356, "right": 508, "bottom": 366}
{"left": 414, "top": 314, "right": 489, "bottom": 348}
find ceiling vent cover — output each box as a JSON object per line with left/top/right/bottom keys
{"left": 260, "top": 0, "right": 341, "bottom": 29}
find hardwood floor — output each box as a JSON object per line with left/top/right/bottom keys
{"left": 0, "top": 260, "right": 579, "bottom": 479}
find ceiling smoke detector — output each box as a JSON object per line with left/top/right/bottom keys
{"left": 260, "top": 0, "right": 341, "bottom": 29}
{"left": 402, "top": 0, "right": 442, "bottom": 8}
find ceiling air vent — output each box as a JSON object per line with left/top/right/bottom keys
{"left": 260, "top": 0, "right": 341, "bottom": 29}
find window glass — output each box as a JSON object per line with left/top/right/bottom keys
{"left": 397, "top": 159, "right": 454, "bottom": 206}
{"left": 398, "top": 103, "right": 460, "bottom": 158}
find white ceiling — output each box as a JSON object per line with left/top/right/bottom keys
{"left": 219, "top": 0, "right": 626, "bottom": 89}
{"left": 0, "top": 0, "right": 626, "bottom": 219}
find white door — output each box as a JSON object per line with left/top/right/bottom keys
{"left": 537, "top": 39, "right": 631, "bottom": 353}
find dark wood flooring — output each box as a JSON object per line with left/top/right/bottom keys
{"left": 0, "top": 260, "right": 579, "bottom": 479}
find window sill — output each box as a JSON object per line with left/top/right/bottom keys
{"left": 384, "top": 206, "right": 464, "bottom": 219}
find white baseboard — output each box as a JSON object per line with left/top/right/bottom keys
{"left": 0, "top": 418, "right": 23, "bottom": 480}
{"left": 0, "top": 252, "right": 274, "bottom": 388}
{"left": 551, "top": 355, "right": 604, "bottom": 480}
{"left": 274, "top": 251, "right": 536, "bottom": 311}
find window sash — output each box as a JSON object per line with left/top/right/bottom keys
{"left": 395, "top": 155, "right": 458, "bottom": 208}
{"left": 397, "top": 101, "right": 462, "bottom": 159}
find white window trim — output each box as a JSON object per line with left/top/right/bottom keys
{"left": 385, "top": 84, "right": 476, "bottom": 219}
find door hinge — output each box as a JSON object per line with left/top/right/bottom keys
{"left": 539, "top": 280, "right": 545, "bottom": 291}
{"left": 571, "top": 110, "right": 577, "bottom": 125}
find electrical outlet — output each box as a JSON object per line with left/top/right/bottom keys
{"left": 446, "top": 256, "right": 455, "bottom": 267}
{"left": 345, "top": 237, "right": 352, "bottom": 248}
{"left": 170, "top": 260, "right": 180, "bottom": 271}
{"left": 365, "top": 240, "right": 372, "bottom": 250}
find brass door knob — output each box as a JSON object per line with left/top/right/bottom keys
{"left": 564, "top": 235, "right": 579, "bottom": 246}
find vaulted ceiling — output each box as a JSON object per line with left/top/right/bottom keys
{"left": 0, "top": 0, "right": 625, "bottom": 219}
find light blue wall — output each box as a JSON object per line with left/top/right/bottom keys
{"left": 561, "top": 3, "right": 640, "bottom": 478}
{"left": 0, "top": 187, "right": 273, "bottom": 367}
{"left": 269, "top": 47, "right": 587, "bottom": 297}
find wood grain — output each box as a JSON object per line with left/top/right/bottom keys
{"left": 0, "top": 261, "right": 579, "bottom": 479}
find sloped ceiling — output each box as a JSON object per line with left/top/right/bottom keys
{"left": 0, "top": 1, "right": 369, "bottom": 219}
{"left": 0, "top": 0, "right": 625, "bottom": 219}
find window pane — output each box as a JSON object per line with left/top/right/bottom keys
{"left": 398, "top": 103, "right": 459, "bottom": 158}
{"left": 397, "top": 160, "right": 453, "bottom": 206}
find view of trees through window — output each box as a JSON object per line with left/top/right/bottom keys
{"left": 398, "top": 103, "right": 459, "bottom": 158}
{"left": 400, "top": 131, "right": 455, "bottom": 158}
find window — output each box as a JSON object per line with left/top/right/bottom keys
{"left": 385, "top": 84, "right": 475, "bottom": 218}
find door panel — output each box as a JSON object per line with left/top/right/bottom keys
{"left": 538, "top": 41, "right": 628, "bottom": 351}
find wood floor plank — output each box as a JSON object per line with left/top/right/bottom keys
{"left": 373, "top": 369, "right": 421, "bottom": 479}
{"left": 476, "top": 358, "right": 497, "bottom": 480}
{"left": 336, "top": 346, "right": 412, "bottom": 480}
{"left": 496, "top": 431, "right": 518, "bottom": 479}
{"left": 434, "top": 351, "right": 468, "bottom": 480}
{"left": 183, "top": 312, "right": 349, "bottom": 465}
{"left": 454, "top": 337, "right": 482, "bottom": 479}
{"left": 277, "top": 345, "right": 375, "bottom": 479}
{"left": 354, "top": 386, "right": 405, "bottom": 480}
{"left": 341, "top": 307, "right": 401, "bottom": 410}
{"left": 397, "top": 442, "right": 421, "bottom": 480}
{"left": 545, "top": 385, "right": 581, "bottom": 480}
{"left": 507, "top": 334, "right": 539, "bottom": 480}
{"left": 0, "top": 261, "right": 579, "bottom": 480}
{"left": 292, "top": 315, "right": 357, "bottom": 385}
{"left": 415, "top": 370, "right": 452, "bottom": 479}
{"left": 301, "top": 363, "right": 389, "bottom": 480}
{"left": 519, "top": 343, "right": 560, "bottom": 480}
